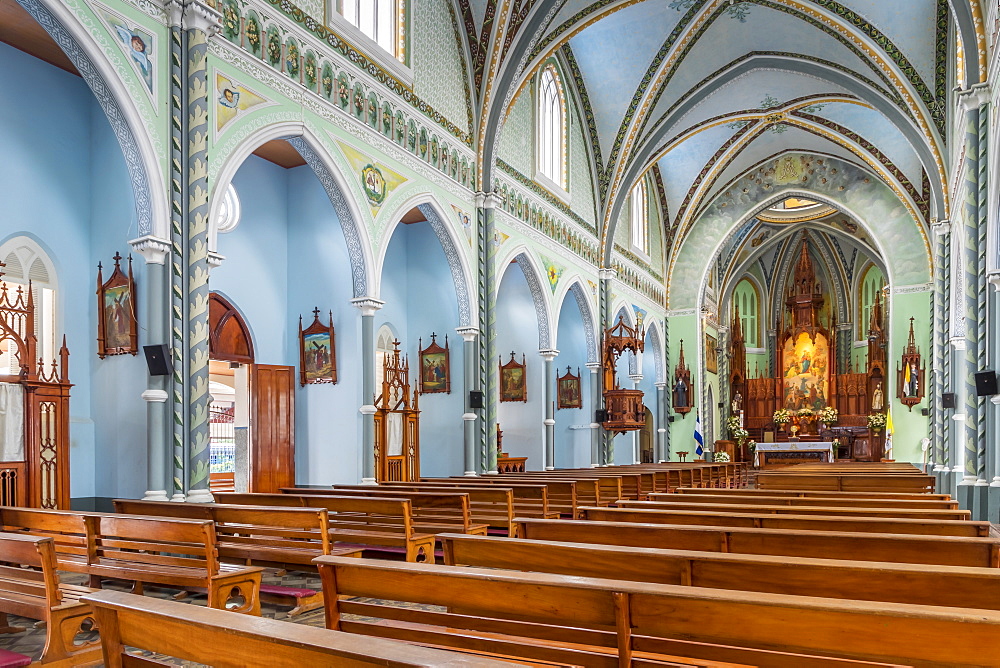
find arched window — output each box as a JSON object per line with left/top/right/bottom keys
{"left": 858, "top": 265, "right": 886, "bottom": 339}
{"left": 733, "top": 279, "right": 759, "bottom": 348}
{"left": 630, "top": 179, "right": 648, "bottom": 255}
{"left": 375, "top": 324, "right": 397, "bottom": 390}
{"left": 0, "top": 238, "right": 57, "bottom": 374}
{"left": 339, "top": 0, "right": 404, "bottom": 61}
{"left": 537, "top": 66, "right": 565, "bottom": 189}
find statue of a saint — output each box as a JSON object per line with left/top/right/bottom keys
{"left": 674, "top": 377, "right": 688, "bottom": 408}
{"left": 731, "top": 391, "right": 743, "bottom": 414}
{"left": 872, "top": 382, "right": 884, "bottom": 411}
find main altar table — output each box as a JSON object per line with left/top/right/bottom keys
{"left": 754, "top": 441, "right": 835, "bottom": 467}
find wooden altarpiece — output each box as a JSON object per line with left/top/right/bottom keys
{"left": 672, "top": 339, "right": 692, "bottom": 417}
{"left": 730, "top": 233, "right": 886, "bottom": 461}
{"left": 896, "top": 317, "right": 926, "bottom": 411}
{"left": 373, "top": 340, "right": 420, "bottom": 482}
{"left": 0, "top": 268, "right": 72, "bottom": 509}
{"left": 601, "top": 315, "right": 645, "bottom": 433}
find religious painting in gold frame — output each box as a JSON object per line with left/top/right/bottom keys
{"left": 500, "top": 352, "right": 527, "bottom": 402}
{"left": 781, "top": 331, "right": 830, "bottom": 411}
{"left": 704, "top": 333, "right": 718, "bottom": 374}
{"left": 96, "top": 252, "right": 138, "bottom": 358}
{"left": 299, "top": 308, "right": 337, "bottom": 386}
{"left": 557, "top": 366, "right": 582, "bottom": 409}
{"left": 418, "top": 333, "right": 450, "bottom": 394}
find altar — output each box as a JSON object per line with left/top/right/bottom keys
{"left": 754, "top": 441, "right": 835, "bottom": 468}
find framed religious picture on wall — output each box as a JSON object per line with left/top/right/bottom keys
{"left": 96, "top": 252, "right": 138, "bottom": 358}
{"left": 418, "top": 333, "right": 450, "bottom": 394}
{"left": 299, "top": 308, "right": 337, "bottom": 386}
{"left": 705, "top": 333, "right": 719, "bottom": 374}
{"left": 557, "top": 366, "right": 582, "bottom": 409}
{"left": 500, "top": 352, "right": 527, "bottom": 402}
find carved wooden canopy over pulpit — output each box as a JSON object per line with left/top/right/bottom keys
{"left": 373, "top": 340, "right": 420, "bottom": 482}
{"left": 601, "top": 316, "right": 644, "bottom": 434}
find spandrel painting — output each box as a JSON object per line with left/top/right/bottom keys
{"left": 782, "top": 331, "right": 830, "bottom": 411}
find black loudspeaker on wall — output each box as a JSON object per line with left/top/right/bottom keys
{"left": 941, "top": 392, "right": 956, "bottom": 409}
{"left": 143, "top": 344, "right": 171, "bottom": 376}
{"left": 469, "top": 391, "right": 484, "bottom": 409}
{"left": 595, "top": 409, "right": 608, "bottom": 423}
{"left": 975, "top": 371, "right": 998, "bottom": 397}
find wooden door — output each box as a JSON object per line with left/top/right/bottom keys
{"left": 250, "top": 364, "right": 295, "bottom": 493}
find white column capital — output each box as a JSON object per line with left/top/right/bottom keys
{"left": 539, "top": 348, "right": 559, "bottom": 360}
{"left": 475, "top": 191, "right": 499, "bottom": 209}
{"left": 182, "top": 0, "right": 222, "bottom": 35}
{"left": 956, "top": 83, "right": 991, "bottom": 112}
{"left": 351, "top": 297, "right": 385, "bottom": 317}
{"left": 931, "top": 219, "right": 951, "bottom": 237}
{"left": 950, "top": 337, "right": 967, "bottom": 351}
{"left": 629, "top": 374, "right": 643, "bottom": 383}
{"left": 141, "top": 389, "right": 169, "bottom": 403}
{"left": 654, "top": 382, "right": 667, "bottom": 390}
{"left": 988, "top": 271, "right": 1000, "bottom": 292}
{"left": 130, "top": 235, "right": 171, "bottom": 265}
{"left": 586, "top": 362, "right": 602, "bottom": 372}
{"left": 598, "top": 267, "right": 616, "bottom": 281}
{"left": 207, "top": 250, "right": 225, "bottom": 270}
{"left": 359, "top": 404, "right": 377, "bottom": 415}
{"left": 462, "top": 412, "right": 478, "bottom": 421}
{"left": 455, "top": 326, "right": 479, "bottom": 342}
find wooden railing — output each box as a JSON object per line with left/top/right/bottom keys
{"left": 0, "top": 461, "right": 26, "bottom": 506}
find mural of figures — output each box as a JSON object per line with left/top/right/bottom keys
{"left": 215, "top": 74, "right": 268, "bottom": 133}
{"left": 103, "top": 284, "right": 132, "bottom": 349}
{"left": 299, "top": 309, "right": 337, "bottom": 385}
{"left": 782, "top": 331, "right": 829, "bottom": 411}
{"left": 98, "top": 9, "right": 155, "bottom": 95}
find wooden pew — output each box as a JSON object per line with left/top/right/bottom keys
{"left": 414, "top": 479, "right": 556, "bottom": 518}
{"left": 332, "top": 483, "right": 519, "bottom": 535}
{"left": 269, "top": 488, "right": 488, "bottom": 538}
{"left": 0, "top": 507, "right": 263, "bottom": 614}
{"left": 510, "top": 471, "right": 635, "bottom": 501}
{"left": 441, "top": 533, "right": 1000, "bottom": 610}
{"left": 616, "top": 498, "right": 972, "bottom": 520}
{"left": 757, "top": 472, "right": 935, "bottom": 493}
{"left": 315, "top": 556, "right": 1000, "bottom": 667}
{"left": 213, "top": 492, "right": 436, "bottom": 563}
{"left": 582, "top": 505, "right": 992, "bottom": 537}
{"left": 0, "top": 534, "right": 101, "bottom": 665}
{"left": 672, "top": 487, "right": 955, "bottom": 502}
{"left": 439, "top": 476, "right": 585, "bottom": 517}
{"left": 649, "top": 491, "right": 960, "bottom": 510}
{"left": 516, "top": 518, "right": 1000, "bottom": 568}
{"left": 83, "top": 589, "right": 520, "bottom": 667}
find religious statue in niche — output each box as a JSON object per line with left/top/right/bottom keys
{"left": 418, "top": 333, "right": 450, "bottom": 394}
{"left": 704, "top": 333, "right": 719, "bottom": 374}
{"left": 499, "top": 352, "right": 527, "bottom": 403}
{"left": 96, "top": 252, "right": 138, "bottom": 358}
{"left": 871, "top": 382, "right": 884, "bottom": 411}
{"left": 299, "top": 308, "right": 337, "bottom": 386}
{"left": 896, "top": 317, "right": 925, "bottom": 410}
{"left": 672, "top": 339, "right": 693, "bottom": 417}
{"left": 557, "top": 367, "right": 582, "bottom": 409}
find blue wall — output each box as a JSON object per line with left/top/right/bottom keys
{"left": 553, "top": 290, "right": 591, "bottom": 468}
{"left": 0, "top": 42, "right": 141, "bottom": 499}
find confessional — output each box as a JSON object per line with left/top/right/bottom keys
{"left": 373, "top": 340, "right": 420, "bottom": 482}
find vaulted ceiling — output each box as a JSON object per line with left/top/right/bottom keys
{"left": 456, "top": 0, "right": 982, "bottom": 269}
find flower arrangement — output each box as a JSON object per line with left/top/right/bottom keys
{"left": 796, "top": 407, "right": 815, "bottom": 417}
{"left": 867, "top": 413, "right": 887, "bottom": 430}
{"left": 818, "top": 406, "right": 839, "bottom": 425}
{"left": 747, "top": 440, "right": 757, "bottom": 452}
{"left": 726, "top": 415, "right": 742, "bottom": 433}
{"left": 772, "top": 409, "right": 791, "bottom": 424}
{"left": 714, "top": 451, "right": 731, "bottom": 463}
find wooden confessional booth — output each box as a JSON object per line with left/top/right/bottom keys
{"left": 373, "top": 340, "right": 420, "bottom": 482}
{"left": 0, "top": 273, "right": 72, "bottom": 509}
{"left": 730, "top": 234, "right": 888, "bottom": 465}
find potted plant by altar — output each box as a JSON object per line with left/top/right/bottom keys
{"left": 773, "top": 409, "right": 791, "bottom": 433}
{"left": 726, "top": 415, "right": 750, "bottom": 459}
{"left": 867, "top": 412, "right": 887, "bottom": 435}
{"left": 713, "top": 451, "right": 731, "bottom": 463}
{"left": 818, "top": 406, "right": 838, "bottom": 428}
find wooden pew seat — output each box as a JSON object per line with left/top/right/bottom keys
{"left": 315, "top": 556, "right": 1000, "bottom": 666}
{"left": 0, "top": 533, "right": 102, "bottom": 665}
{"left": 82, "top": 589, "right": 521, "bottom": 667}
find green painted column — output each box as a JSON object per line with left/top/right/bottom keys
{"left": 132, "top": 238, "right": 172, "bottom": 501}
{"left": 182, "top": 0, "right": 220, "bottom": 504}
{"left": 598, "top": 268, "right": 614, "bottom": 465}
{"left": 477, "top": 192, "right": 499, "bottom": 474}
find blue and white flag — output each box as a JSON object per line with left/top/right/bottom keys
{"left": 694, "top": 412, "right": 704, "bottom": 458}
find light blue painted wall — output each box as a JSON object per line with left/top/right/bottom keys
{"left": 377, "top": 221, "right": 465, "bottom": 477}
{"left": 0, "top": 42, "right": 143, "bottom": 499}
{"left": 496, "top": 262, "right": 544, "bottom": 469}
{"left": 554, "top": 291, "right": 591, "bottom": 468}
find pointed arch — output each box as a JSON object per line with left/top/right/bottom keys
{"left": 373, "top": 194, "right": 475, "bottom": 327}
{"left": 206, "top": 123, "right": 373, "bottom": 299}
{"left": 552, "top": 278, "right": 598, "bottom": 365}
{"left": 16, "top": 0, "right": 167, "bottom": 240}
{"left": 644, "top": 319, "right": 665, "bottom": 384}
{"left": 495, "top": 248, "right": 552, "bottom": 350}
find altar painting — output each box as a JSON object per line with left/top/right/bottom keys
{"left": 782, "top": 331, "right": 829, "bottom": 411}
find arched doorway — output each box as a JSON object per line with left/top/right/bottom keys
{"left": 208, "top": 292, "right": 294, "bottom": 493}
